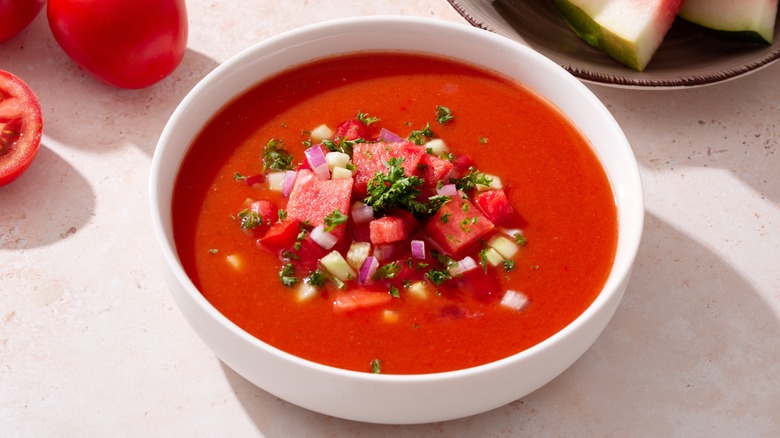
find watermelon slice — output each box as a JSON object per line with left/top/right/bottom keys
{"left": 352, "top": 141, "right": 426, "bottom": 195}
{"left": 679, "top": 0, "right": 778, "bottom": 44}
{"left": 424, "top": 196, "right": 494, "bottom": 257}
{"left": 553, "top": 0, "right": 684, "bottom": 71}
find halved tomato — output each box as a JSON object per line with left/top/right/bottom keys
{"left": 0, "top": 70, "right": 43, "bottom": 186}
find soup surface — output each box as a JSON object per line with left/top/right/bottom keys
{"left": 173, "top": 52, "right": 617, "bottom": 374}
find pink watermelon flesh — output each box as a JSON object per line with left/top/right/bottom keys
{"left": 286, "top": 169, "right": 353, "bottom": 239}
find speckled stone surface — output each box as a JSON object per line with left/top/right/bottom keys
{"left": 2, "top": 1, "right": 778, "bottom": 436}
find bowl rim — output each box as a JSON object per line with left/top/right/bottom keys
{"left": 150, "top": 15, "right": 644, "bottom": 383}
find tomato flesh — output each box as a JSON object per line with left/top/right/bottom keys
{"left": 0, "top": 71, "right": 43, "bottom": 186}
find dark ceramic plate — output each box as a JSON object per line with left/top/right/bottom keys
{"left": 448, "top": 0, "right": 780, "bottom": 88}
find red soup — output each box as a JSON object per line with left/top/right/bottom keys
{"left": 173, "top": 52, "right": 618, "bottom": 375}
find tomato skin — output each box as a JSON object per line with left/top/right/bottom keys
{"left": 47, "top": 0, "right": 188, "bottom": 89}
{"left": 0, "top": 0, "right": 45, "bottom": 43}
{"left": 0, "top": 70, "right": 43, "bottom": 186}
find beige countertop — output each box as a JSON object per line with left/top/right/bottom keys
{"left": 2, "top": 1, "right": 778, "bottom": 436}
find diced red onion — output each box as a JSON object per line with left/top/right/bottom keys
{"left": 378, "top": 128, "right": 404, "bottom": 143}
{"left": 449, "top": 256, "right": 478, "bottom": 276}
{"left": 436, "top": 183, "right": 458, "bottom": 197}
{"left": 281, "top": 170, "right": 297, "bottom": 197}
{"left": 351, "top": 204, "right": 374, "bottom": 224}
{"left": 500, "top": 290, "right": 529, "bottom": 311}
{"left": 310, "top": 224, "right": 338, "bottom": 250}
{"left": 373, "top": 243, "right": 395, "bottom": 261}
{"left": 305, "top": 146, "right": 330, "bottom": 180}
{"left": 358, "top": 256, "right": 379, "bottom": 284}
{"left": 410, "top": 239, "right": 426, "bottom": 259}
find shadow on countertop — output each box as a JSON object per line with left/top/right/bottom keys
{"left": 219, "top": 211, "right": 780, "bottom": 437}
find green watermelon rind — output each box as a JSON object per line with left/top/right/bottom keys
{"left": 553, "top": 0, "right": 644, "bottom": 71}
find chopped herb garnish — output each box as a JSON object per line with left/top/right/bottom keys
{"left": 479, "top": 137, "right": 488, "bottom": 144}
{"left": 322, "top": 137, "right": 364, "bottom": 156}
{"left": 478, "top": 247, "right": 489, "bottom": 271}
{"left": 278, "top": 209, "right": 288, "bottom": 221}
{"left": 233, "top": 172, "right": 247, "bottom": 180}
{"left": 450, "top": 166, "right": 493, "bottom": 192}
{"left": 436, "top": 106, "right": 454, "bottom": 124}
{"left": 426, "top": 268, "right": 452, "bottom": 286}
{"left": 364, "top": 158, "right": 425, "bottom": 214}
{"left": 503, "top": 259, "right": 516, "bottom": 272}
{"left": 262, "top": 138, "right": 294, "bottom": 172}
{"left": 407, "top": 123, "right": 434, "bottom": 145}
{"left": 459, "top": 218, "right": 472, "bottom": 232}
{"left": 440, "top": 212, "right": 451, "bottom": 224}
{"left": 305, "top": 269, "right": 326, "bottom": 287}
{"left": 374, "top": 261, "right": 402, "bottom": 280}
{"left": 389, "top": 285, "right": 400, "bottom": 298}
{"left": 281, "top": 250, "right": 300, "bottom": 261}
{"left": 279, "top": 263, "right": 298, "bottom": 287}
{"left": 208, "top": 248, "right": 219, "bottom": 255}
{"left": 357, "top": 112, "right": 380, "bottom": 126}
{"left": 514, "top": 232, "right": 528, "bottom": 246}
{"left": 237, "top": 209, "right": 263, "bottom": 230}
{"left": 370, "top": 359, "right": 382, "bottom": 374}
{"left": 323, "top": 209, "right": 348, "bottom": 232}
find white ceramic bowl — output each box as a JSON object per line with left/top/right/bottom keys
{"left": 150, "top": 16, "right": 644, "bottom": 424}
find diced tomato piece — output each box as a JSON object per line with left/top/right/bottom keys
{"left": 258, "top": 218, "right": 301, "bottom": 249}
{"left": 334, "top": 118, "right": 370, "bottom": 141}
{"left": 369, "top": 216, "right": 409, "bottom": 244}
{"left": 464, "top": 267, "right": 503, "bottom": 303}
{"left": 286, "top": 169, "right": 353, "bottom": 240}
{"left": 418, "top": 153, "right": 454, "bottom": 188}
{"left": 424, "top": 196, "right": 494, "bottom": 257}
{"left": 450, "top": 154, "right": 475, "bottom": 177}
{"left": 290, "top": 237, "right": 329, "bottom": 271}
{"left": 333, "top": 289, "right": 393, "bottom": 313}
{"left": 474, "top": 189, "right": 515, "bottom": 225}
{"left": 352, "top": 141, "right": 426, "bottom": 195}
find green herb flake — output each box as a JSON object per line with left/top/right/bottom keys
{"left": 425, "top": 268, "right": 452, "bottom": 286}
{"left": 478, "top": 247, "right": 489, "bottom": 271}
{"left": 514, "top": 232, "right": 528, "bottom": 246}
{"left": 503, "top": 259, "right": 516, "bottom": 272}
{"left": 436, "top": 106, "right": 454, "bottom": 124}
{"left": 357, "top": 112, "right": 380, "bottom": 126}
{"left": 451, "top": 166, "right": 493, "bottom": 192}
{"left": 262, "top": 138, "right": 294, "bottom": 172}
{"left": 407, "top": 123, "right": 434, "bottom": 145}
{"left": 279, "top": 263, "right": 298, "bottom": 287}
{"left": 237, "top": 209, "right": 262, "bottom": 230}
{"left": 208, "top": 248, "right": 219, "bottom": 255}
{"left": 278, "top": 209, "right": 288, "bottom": 221}
{"left": 233, "top": 172, "right": 247, "bottom": 180}
{"left": 440, "top": 212, "right": 451, "bottom": 224}
{"left": 305, "top": 269, "right": 326, "bottom": 287}
{"left": 479, "top": 137, "right": 488, "bottom": 145}
{"left": 370, "top": 359, "right": 382, "bottom": 374}
{"left": 323, "top": 209, "right": 348, "bottom": 232}
{"left": 389, "top": 285, "right": 400, "bottom": 298}
{"left": 375, "top": 261, "right": 402, "bottom": 280}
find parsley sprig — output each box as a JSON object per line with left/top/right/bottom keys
{"left": 323, "top": 210, "right": 348, "bottom": 232}
{"left": 364, "top": 158, "right": 449, "bottom": 218}
{"left": 262, "top": 139, "right": 294, "bottom": 172}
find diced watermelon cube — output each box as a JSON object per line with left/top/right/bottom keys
{"left": 418, "top": 153, "right": 454, "bottom": 188}
{"left": 424, "top": 196, "right": 495, "bottom": 257}
{"left": 352, "top": 141, "right": 426, "bottom": 195}
{"left": 474, "top": 189, "right": 515, "bottom": 225}
{"left": 332, "top": 289, "right": 393, "bottom": 313}
{"left": 334, "top": 118, "right": 371, "bottom": 141}
{"left": 369, "top": 216, "right": 409, "bottom": 245}
{"left": 258, "top": 218, "right": 301, "bottom": 249}
{"left": 286, "top": 169, "right": 353, "bottom": 240}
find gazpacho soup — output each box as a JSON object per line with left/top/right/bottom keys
{"left": 172, "top": 52, "right": 618, "bottom": 375}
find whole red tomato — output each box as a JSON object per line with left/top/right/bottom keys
{"left": 0, "top": 0, "right": 45, "bottom": 42}
{"left": 47, "top": 0, "right": 187, "bottom": 89}
{"left": 0, "top": 70, "right": 43, "bottom": 186}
